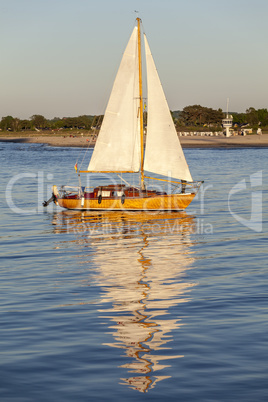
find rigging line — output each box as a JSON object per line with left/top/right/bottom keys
{"left": 95, "top": 115, "right": 103, "bottom": 132}
{"left": 73, "top": 126, "right": 95, "bottom": 169}
{"left": 80, "top": 114, "right": 103, "bottom": 168}
{"left": 76, "top": 115, "right": 102, "bottom": 166}
{"left": 116, "top": 173, "right": 140, "bottom": 190}
{"left": 140, "top": 19, "right": 146, "bottom": 39}
{"left": 80, "top": 139, "right": 92, "bottom": 168}
{"left": 170, "top": 182, "right": 181, "bottom": 194}
{"left": 77, "top": 116, "right": 101, "bottom": 169}
{"left": 65, "top": 143, "right": 86, "bottom": 186}
{"left": 74, "top": 145, "right": 86, "bottom": 168}
{"left": 116, "top": 173, "right": 131, "bottom": 187}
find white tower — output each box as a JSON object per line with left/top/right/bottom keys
{"left": 222, "top": 98, "right": 233, "bottom": 137}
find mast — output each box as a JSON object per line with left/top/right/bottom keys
{"left": 137, "top": 17, "right": 145, "bottom": 190}
{"left": 226, "top": 97, "right": 229, "bottom": 118}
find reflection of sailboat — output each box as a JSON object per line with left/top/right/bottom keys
{"left": 46, "top": 18, "right": 202, "bottom": 212}
{"left": 52, "top": 211, "right": 196, "bottom": 393}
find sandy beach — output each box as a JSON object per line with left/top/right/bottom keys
{"left": 1, "top": 133, "right": 268, "bottom": 148}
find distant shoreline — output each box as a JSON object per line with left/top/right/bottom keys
{"left": 1, "top": 133, "right": 268, "bottom": 149}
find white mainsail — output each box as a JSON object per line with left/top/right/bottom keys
{"left": 87, "top": 27, "right": 140, "bottom": 172}
{"left": 143, "top": 35, "right": 193, "bottom": 182}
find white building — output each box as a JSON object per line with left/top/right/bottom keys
{"left": 222, "top": 99, "right": 233, "bottom": 137}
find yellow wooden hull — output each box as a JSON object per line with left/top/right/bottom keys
{"left": 57, "top": 193, "right": 196, "bottom": 211}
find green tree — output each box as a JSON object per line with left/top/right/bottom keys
{"left": 257, "top": 108, "right": 268, "bottom": 127}
{"left": 232, "top": 113, "right": 247, "bottom": 126}
{"left": 12, "top": 117, "right": 21, "bottom": 131}
{"left": 76, "top": 115, "right": 93, "bottom": 129}
{"left": 62, "top": 117, "right": 79, "bottom": 128}
{"left": 91, "top": 115, "right": 104, "bottom": 129}
{"left": 181, "top": 105, "right": 224, "bottom": 126}
{"left": 246, "top": 107, "right": 258, "bottom": 125}
{"left": 0, "top": 115, "right": 15, "bottom": 131}
{"left": 31, "top": 114, "right": 48, "bottom": 129}
{"left": 20, "top": 119, "right": 33, "bottom": 130}
{"left": 0, "top": 116, "right": 21, "bottom": 131}
{"left": 52, "top": 119, "right": 65, "bottom": 129}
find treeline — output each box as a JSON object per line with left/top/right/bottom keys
{"left": 173, "top": 105, "right": 224, "bottom": 128}
{"left": 0, "top": 114, "right": 103, "bottom": 132}
{"left": 173, "top": 105, "right": 268, "bottom": 129}
{"left": 231, "top": 107, "right": 268, "bottom": 127}
{"left": 1, "top": 105, "right": 268, "bottom": 132}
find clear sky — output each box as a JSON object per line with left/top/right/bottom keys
{"left": 1, "top": 0, "right": 267, "bottom": 119}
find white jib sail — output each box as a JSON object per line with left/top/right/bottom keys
{"left": 143, "top": 35, "right": 193, "bottom": 182}
{"left": 87, "top": 27, "right": 140, "bottom": 172}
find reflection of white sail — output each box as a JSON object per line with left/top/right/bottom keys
{"left": 53, "top": 211, "right": 196, "bottom": 393}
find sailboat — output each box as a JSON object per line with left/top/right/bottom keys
{"left": 45, "top": 18, "right": 202, "bottom": 211}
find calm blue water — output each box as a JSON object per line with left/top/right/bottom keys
{"left": 1, "top": 142, "right": 267, "bottom": 401}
